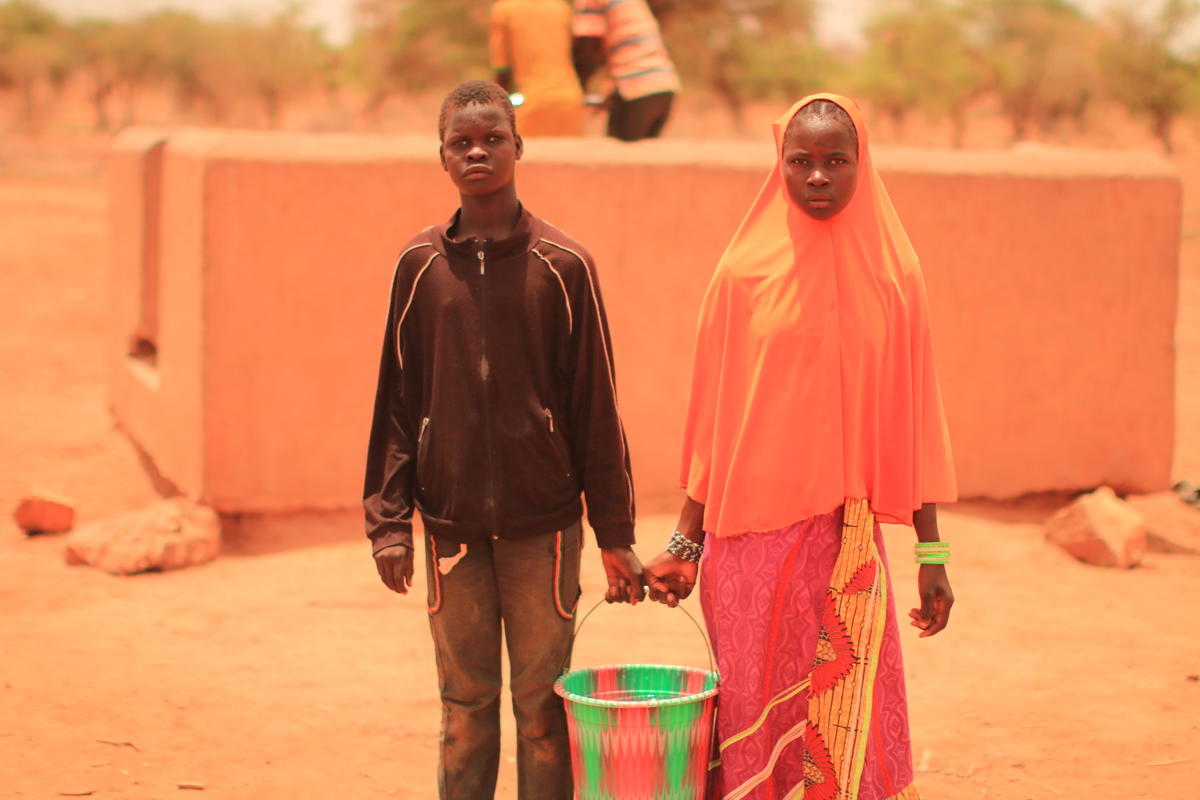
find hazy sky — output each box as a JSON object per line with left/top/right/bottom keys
{"left": 36, "top": 0, "right": 1167, "bottom": 47}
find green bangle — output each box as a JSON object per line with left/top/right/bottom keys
{"left": 915, "top": 541, "right": 949, "bottom": 565}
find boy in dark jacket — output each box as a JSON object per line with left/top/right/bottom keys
{"left": 363, "top": 80, "right": 644, "bottom": 800}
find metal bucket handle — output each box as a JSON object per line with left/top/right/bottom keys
{"left": 562, "top": 595, "right": 716, "bottom": 677}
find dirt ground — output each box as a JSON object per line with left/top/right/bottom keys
{"left": 2, "top": 119, "right": 1199, "bottom": 800}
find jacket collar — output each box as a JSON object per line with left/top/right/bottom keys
{"left": 432, "top": 205, "right": 541, "bottom": 261}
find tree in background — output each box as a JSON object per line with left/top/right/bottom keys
{"left": 130, "top": 8, "right": 330, "bottom": 127}
{"left": 854, "top": 14, "right": 919, "bottom": 138}
{"left": 857, "top": 0, "right": 984, "bottom": 146}
{"left": 0, "top": 0, "right": 66, "bottom": 131}
{"left": 135, "top": 10, "right": 225, "bottom": 122}
{"left": 1101, "top": 0, "right": 1199, "bottom": 154}
{"left": 222, "top": 6, "right": 331, "bottom": 127}
{"left": 970, "top": 0, "right": 1102, "bottom": 141}
{"left": 350, "top": 0, "right": 488, "bottom": 122}
{"left": 71, "top": 19, "right": 121, "bottom": 131}
{"left": 653, "top": 0, "right": 824, "bottom": 132}
{"left": 110, "top": 17, "right": 170, "bottom": 127}
{"left": 71, "top": 19, "right": 162, "bottom": 131}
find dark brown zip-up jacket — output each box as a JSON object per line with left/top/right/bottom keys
{"left": 363, "top": 208, "right": 636, "bottom": 554}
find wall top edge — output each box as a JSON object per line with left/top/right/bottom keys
{"left": 128, "top": 126, "right": 1178, "bottom": 181}
{"left": 111, "top": 127, "right": 170, "bottom": 153}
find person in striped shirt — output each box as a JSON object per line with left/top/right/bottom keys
{"left": 572, "top": 0, "right": 680, "bottom": 141}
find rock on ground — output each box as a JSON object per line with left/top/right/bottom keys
{"left": 1044, "top": 486, "right": 1147, "bottom": 568}
{"left": 63, "top": 498, "right": 220, "bottom": 575}
{"left": 12, "top": 492, "right": 76, "bottom": 534}
{"left": 1126, "top": 492, "right": 1200, "bottom": 554}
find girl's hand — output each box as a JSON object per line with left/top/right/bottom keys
{"left": 909, "top": 564, "right": 953, "bottom": 637}
{"left": 645, "top": 551, "right": 698, "bottom": 608}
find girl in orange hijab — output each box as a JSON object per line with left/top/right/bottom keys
{"left": 645, "top": 94, "right": 957, "bottom": 800}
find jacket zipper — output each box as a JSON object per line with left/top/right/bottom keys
{"left": 478, "top": 243, "right": 500, "bottom": 537}
{"left": 418, "top": 416, "right": 430, "bottom": 444}
{"left": 545, "top": 408, "right": 555, "bottom": 433}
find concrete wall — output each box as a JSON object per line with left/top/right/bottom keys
{"left": 108, "top": 130, "right": 1180, "bottom": 517}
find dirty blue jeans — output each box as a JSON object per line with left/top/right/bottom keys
{"left": 424, "top": 522, "right": 582, "bottom": 800}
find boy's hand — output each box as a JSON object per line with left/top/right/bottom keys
{"left": 600, "top": 547, "right": 645, "bottom": 605}
{"left": 374, "top": 544, "right": 414, "bottom": 594}
{"left": 644, "top": 551, "right": 698, "bottom": 608}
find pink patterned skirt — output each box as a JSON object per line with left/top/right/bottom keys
{"left": 699, "top": 500, "right": 920, "bottom": 800}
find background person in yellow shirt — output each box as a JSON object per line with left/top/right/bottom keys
{"left": 490, "top": 0, "right": 586, "bottom": 137}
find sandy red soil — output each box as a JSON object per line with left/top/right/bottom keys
{"left": 2, "top": 112, "right": 1199, "bottom": 799}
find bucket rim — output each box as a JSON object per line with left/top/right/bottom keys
{"left": 553, "top": 663, "right": 720, "bottom": 708}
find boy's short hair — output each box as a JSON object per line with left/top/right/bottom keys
{"left": 438, "top": 80, "right": 518, "bottom": 141}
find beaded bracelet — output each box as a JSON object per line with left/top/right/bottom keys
{"left": 667, "top": 530, "right": 704, "bottom": 563}
{"left": 915, "top": 541, "right": 950, "bottom": 565}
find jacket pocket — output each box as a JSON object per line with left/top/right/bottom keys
{"left": 544, "top": 409, "right": 572, "bottom": 479}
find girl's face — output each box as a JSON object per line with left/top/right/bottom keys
{"left": 781, "top": 115, "right": 859, "bottom": 220}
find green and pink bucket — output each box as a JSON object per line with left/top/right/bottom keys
{"left": 554, "top": 604, "right": 720, "bottom": 800}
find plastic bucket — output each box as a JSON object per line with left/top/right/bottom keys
{"left": 554, "top": 606, "right": 719, "bottom": 800}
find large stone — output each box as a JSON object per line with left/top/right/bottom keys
{"left": 1126, "top": 492, "right": 1200, "bottom": 555}
{"left": 1044, "top": 486, "right": 1147, "bottom": 568}
{"left": 63, "top": 498, "right": 220, "bottom": 575}
{"left": 13, "top": 493, "right": 75, "bottom": 534}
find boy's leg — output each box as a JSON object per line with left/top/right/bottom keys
{"left": 425, "top": 534, "right": 503, "bottom": 800}
{"left": 495, "top": 523, "right": 582, "bottom": 800}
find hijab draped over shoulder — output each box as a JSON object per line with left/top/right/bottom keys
{"left": 681, "top": 92, "right": 957, "bottom": 537}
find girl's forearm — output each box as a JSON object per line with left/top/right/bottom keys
{"left": 913, "top": 502, "right": 941, "bottom": 543}
{"left": 676, "top": 495, "right": 706, "bottom": 543}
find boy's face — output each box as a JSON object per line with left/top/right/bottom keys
{"left": 781, "top": 115, "right": 859, "bottom": 220}
{"left": 440, "top": 103, "right": 522, "bottom": 197}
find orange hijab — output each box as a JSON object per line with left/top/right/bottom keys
{"left": 681, "top": 93, "right": 957, "bottom": 537}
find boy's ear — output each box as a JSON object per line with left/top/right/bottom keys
{"left": 514, "top": 133, "right": 524, "bottom": 160}
{"left": 438, "top": 143, "right": 447, "bottom": 171}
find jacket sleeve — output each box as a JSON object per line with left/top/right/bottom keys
{"left": 572, "top": 0, "right": 607, "bottom": 37}
{"left": 566, "top": 253, "right": 636, "bottom": 548}
{"left": 362, "top": 271, "right": 417, "bottom": 554}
